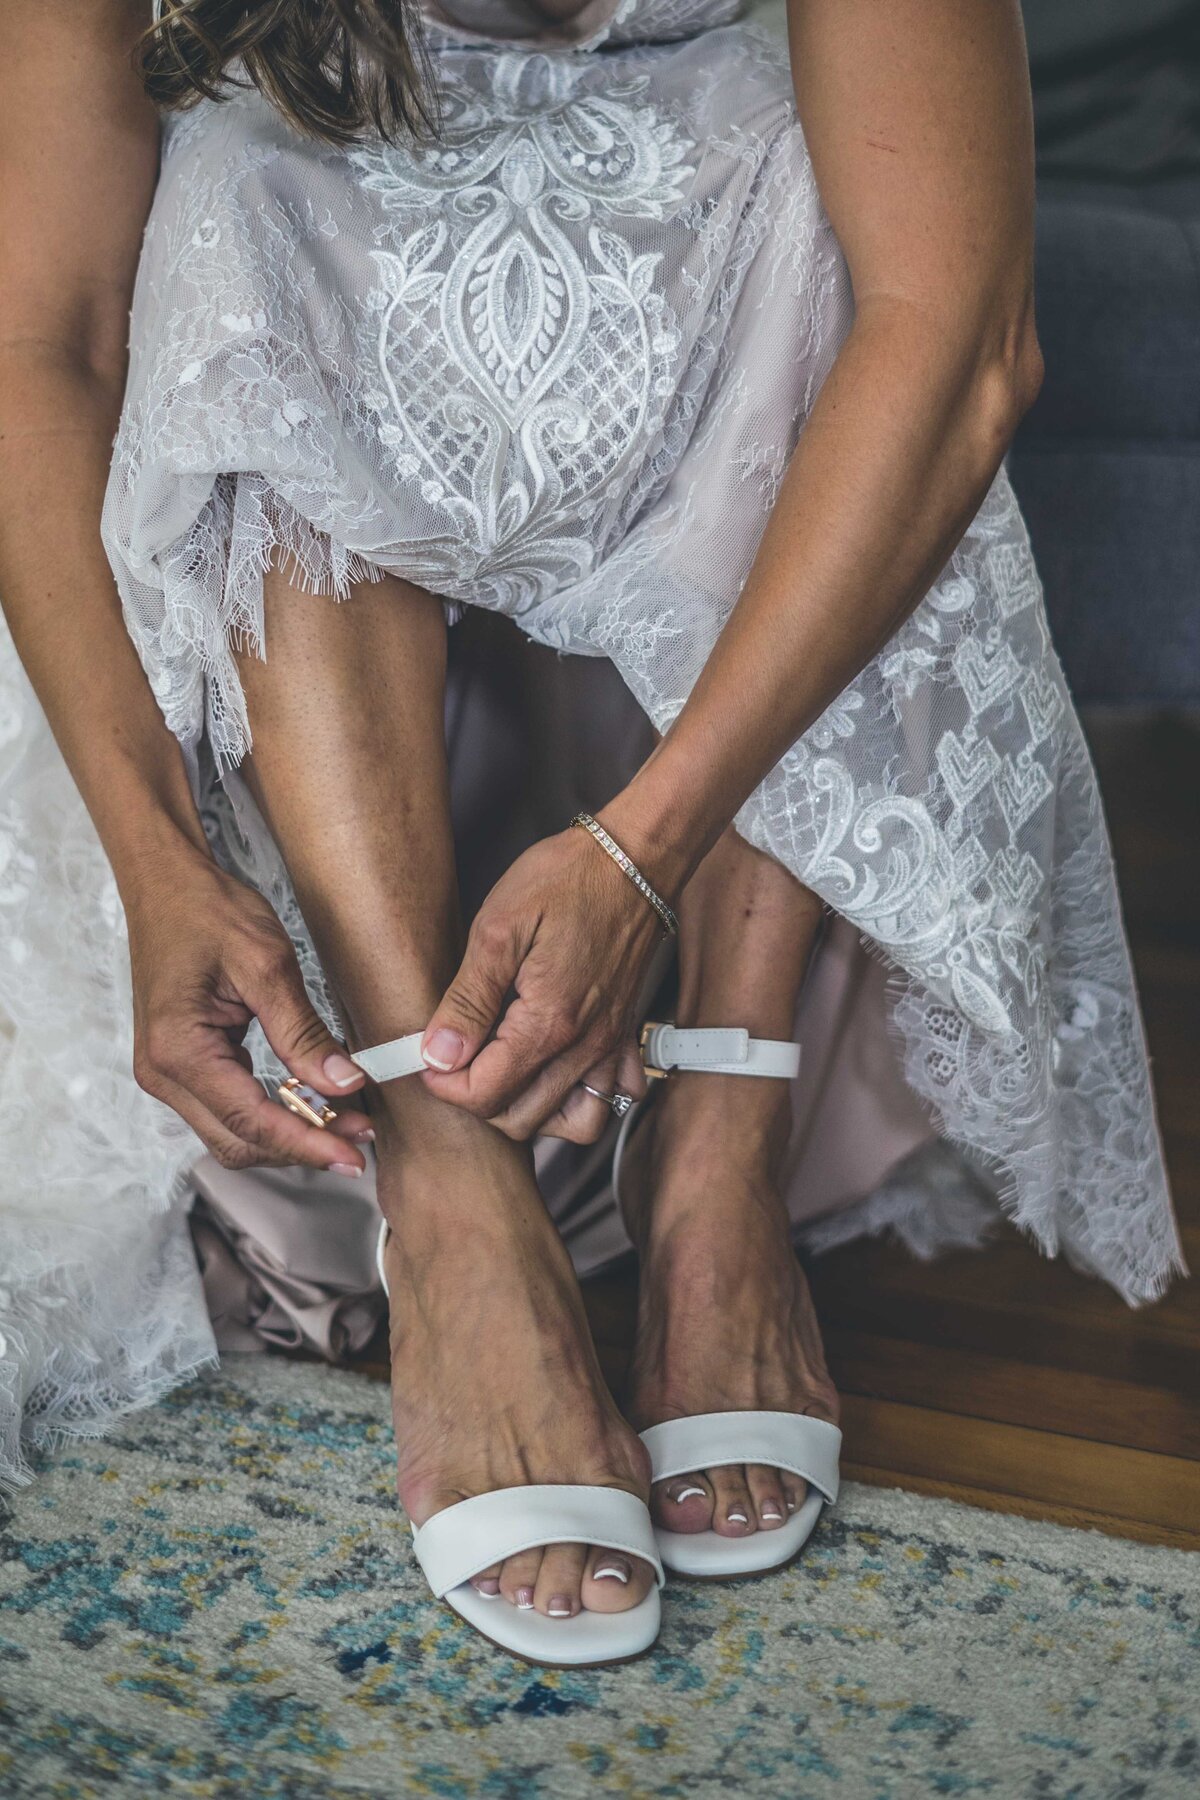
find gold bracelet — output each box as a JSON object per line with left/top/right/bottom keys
{"left": 571, "top": 812, "right": 679, "bottom": 936}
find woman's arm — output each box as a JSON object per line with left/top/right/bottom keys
{"left": 602, "top": 0, "right": 1042, "bottom": 887}
{"left": 0, "top": 1, "right": 369, "bottom": 1171}
{"left": 422, "top": 0, "right": 1042, "bottom": 1135}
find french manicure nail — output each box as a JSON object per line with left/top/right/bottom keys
{"left": 761, "top": 1507, "right": 783, "bottom": 1524}
{"left": 329, "top": 1162, "right": 363, "bottom": 1178}
{"left": 670, "top": 1485, "right": 707, "bottom": 1504}
{"left": 786, "top": 1498, "right": 797, "bottom": 1513}
{"left": 475, "top": 1586, "right": 501, "bottom": 1600}
{"left": 354, "top": 1128, "right": 376, "bottom": 1143}
{"left": 547, "top": 1596, "right": 573, "bottom": 1617}
{"left": 422, "top": 1027, "right": 464, "bottom": 1071}
{"left": 593, "top": 1561, "right": 630, "bottom": 1584}
{"left": 324, "top": 1052, "right": 362, "bottom": 1088}
{"left": 516, "top": 1588, "right": 534, "bottom": 1609}
{"left": 727, "top": 1509, "right": 749, "bottom": 1525}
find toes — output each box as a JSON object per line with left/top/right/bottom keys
{"left": 746, "top": 1464, "right": 787, "bottom": 1531}
{"left": 533, "top": 1542, "right": 589, "bottom": 1620}
{"left": 498, "top": 1547, "right": 543, "bottom": 1612}
{"left": 781, "top": 1474, "right": 809, "bottom": 1517}
{"left": 581, "top": 1546, "right": 656, "bottom": 1614}
{"left": 470, "top": 1561, "right": 503, "bottom": 1598}
{"left": 650, "top": 1471, "right": 715, "bottom": 1534}
{"left": 709, "top": 1464, "right": 756, "bottom": 1536}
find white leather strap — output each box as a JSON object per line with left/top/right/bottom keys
{"left": 411, "top": 1485, "right": 666, "bottom": 1597}
{"left": 641, "top": 1411, "right": 841, "bottom": 1506}
{"left": 641, "top": 1024, "right": 800, "bottom": 1080}
{"left": 351, "top": 1030, "right": 427, "bottom": 1083}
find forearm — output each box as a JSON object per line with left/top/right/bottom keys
{"left": 603, "top": 296, "right": 1039, "bottom": 892}
{"left": 0, "top": 347, "right": 210, "bottom": 895}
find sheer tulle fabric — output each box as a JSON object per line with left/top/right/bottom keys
{"left": 0, "top": 0, "right": 1180, "bottom": 1488}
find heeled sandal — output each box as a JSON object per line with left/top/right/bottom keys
{"left": 331, "top": 1030, "right": 666, "bottom": 1667}
{"left": 614, "top": 1022, "right": 842, "bottom": 1581}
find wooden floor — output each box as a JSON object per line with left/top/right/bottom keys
{"left": 580, "top": 714, "right": 1200, "bottom": 1552}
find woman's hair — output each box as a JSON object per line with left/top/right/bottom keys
{"left": 137, "top": 0, "right": 438, "bottom": 146}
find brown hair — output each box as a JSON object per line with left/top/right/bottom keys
{"left": 137, "top": 0, "right": 438, "bottom": 147}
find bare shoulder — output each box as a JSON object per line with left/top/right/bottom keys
{"left": 1, "top": 2, "right": 159, "bottom": 349}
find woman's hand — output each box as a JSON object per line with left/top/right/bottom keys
{"left": 125, "top": 841, "right": 372, "bottom": 1173}
{"left": 419, "top": 822, "right": 666, "bottom": 1142}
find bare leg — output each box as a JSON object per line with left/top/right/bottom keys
{"left": 235, "top": 568, "right": 653, "bottom": 1618}
{"left": 620, "top": 826, "right": 840, "bottom": 1536}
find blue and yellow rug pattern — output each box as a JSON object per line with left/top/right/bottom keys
{"left": 1, "top": 1355, "right": 1197, "bottom": 1797}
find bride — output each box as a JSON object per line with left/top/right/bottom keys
{"left": 0, "top": 0, "right": 1180, "bottom": 1663}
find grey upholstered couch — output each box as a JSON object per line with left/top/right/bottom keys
{"left": 1008, "top": 0, "right": 1200, "bottom": 706}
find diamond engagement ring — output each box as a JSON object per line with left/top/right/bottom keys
{"left": 582, "top": 1083, "right": 635, "bottom": 1118}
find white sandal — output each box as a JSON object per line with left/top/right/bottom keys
{"left": 616, "top": 1022, "right": 842, "bottom": 1581}
{"left": 345, "top": 1030, "right": 666, "bottom": 1667}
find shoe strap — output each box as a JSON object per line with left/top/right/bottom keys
{"left": 641, "top": 1024, "right": 800, "bottom": 1080}
{"left": 613, "top": 1026, "right": 801, "bottom": 1211}
{"left": 351, "top": 1030, "right": 427, "bottom": 1083}
{"left": 411, "top": 1485, "right": 666, "bottom": 1596}
{"left": 640, "top": 1411, "right": 841, "bottom": 1506}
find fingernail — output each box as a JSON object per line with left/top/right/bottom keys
{"left": 515, "top": 1588, "right": 534, "bottom": 1609}
{"left": 354, "top": 1128, "right": 376, "bottom": 1143}
{"left": 329, "top": 1162, "right": 363, "bottom": 1178}
{"left": 670, "top": 1484, "right": 707, "bottom": 1504}
{"left": 324, "top": 1052, "right": 362, "bottom": 1088}
{"left": 592, "top": 1560, "right": 630, "bottom": 1585}
{"left": 727, "top": 1509, "right": 749, "bottom": 1526}
{"left": 547, "top": 1596, "right": 574, "bottom": 1618}
{"left": 422, "top": 1028, "right": 464, "bottom": 1072}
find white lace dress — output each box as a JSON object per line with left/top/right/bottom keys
{"left": 0, "top": 0, "right": 1181, "bottom": 1489}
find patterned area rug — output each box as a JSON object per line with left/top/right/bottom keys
{"left": 1, "top": 1357, "right": 1197, "bottom": 1799}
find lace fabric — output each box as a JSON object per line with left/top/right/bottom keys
{"left": 0, "top": 0, "right": 1181, "bottom": 1488}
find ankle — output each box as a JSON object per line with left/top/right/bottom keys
{"left": 652, "top": 1073, "right": 793, "bottom": 1168}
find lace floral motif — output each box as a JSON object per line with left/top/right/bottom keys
{"left": 1, "top": 0, "right": 1180, "bottom": 1488}
{"left": 349, "top": 52, "right": 694, "bottom": 599}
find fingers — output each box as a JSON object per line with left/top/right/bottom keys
{"left": 422, "top": 1003, "right": 588, "bottom": 1128}
{"left": 237, "top": 949, "right": 366, "bottom": 1103}
{"left": 137, "top": 1029, "right": 369, "bottom": 1175}
{"left": 524, "top": 1055, "right": 619, "bottom": 1145}
{"left": 420, "top": 906, "right": 530, "bottom": 1076}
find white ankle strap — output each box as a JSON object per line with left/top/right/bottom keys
{"left": 614, "top": 1023, "right": 801, "bottom": 1212}
{"left": 351, "top": 1030, "right": 428, "bottom": 1083}
{"left": 640, "top": 1023, "right": 800, "bottom": 1081}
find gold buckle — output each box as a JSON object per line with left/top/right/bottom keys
{"left": 639, "top": 1020, "right": 671, "bottom": 1081}
{"left": 277, "top": 1077, "right": 337, "bottom": 1128}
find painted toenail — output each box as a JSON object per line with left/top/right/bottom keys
{"left": 474, "top": 1577, "right": 500, "bottom": 1595}
{"left": 670, "top": 1484, "right": 707, "bottom": 1503}
{"left": 593, "top": 1561, "right": 630, "bottom": 1584}
{"left": 786, "top": 1498, "right": 797, "bottom": 1513}
{"left": 547, "top": 1597, "right": 574, "bottom": 1617}
{"left": 761, "top": 1506, "right": 783, "bottom": 1523}
{"left": 476, "top": 1586, "right": 501, "bottom": 1600}
{"left": 515, "top": 1588, "right": 535, "bottom": 1609}
{"left": 727, "top": 1509, "right": 749, "bottom": 1525}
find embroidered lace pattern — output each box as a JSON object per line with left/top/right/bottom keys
{"left": 0, "top": 0, "right": 1180, "bottom": 1488}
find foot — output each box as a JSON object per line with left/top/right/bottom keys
{"left": 378, "top": 1113, "right": 656, "bottom": 1620}
{"left": 622, "top": 1073, "right": 839, "bottom": 1542}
